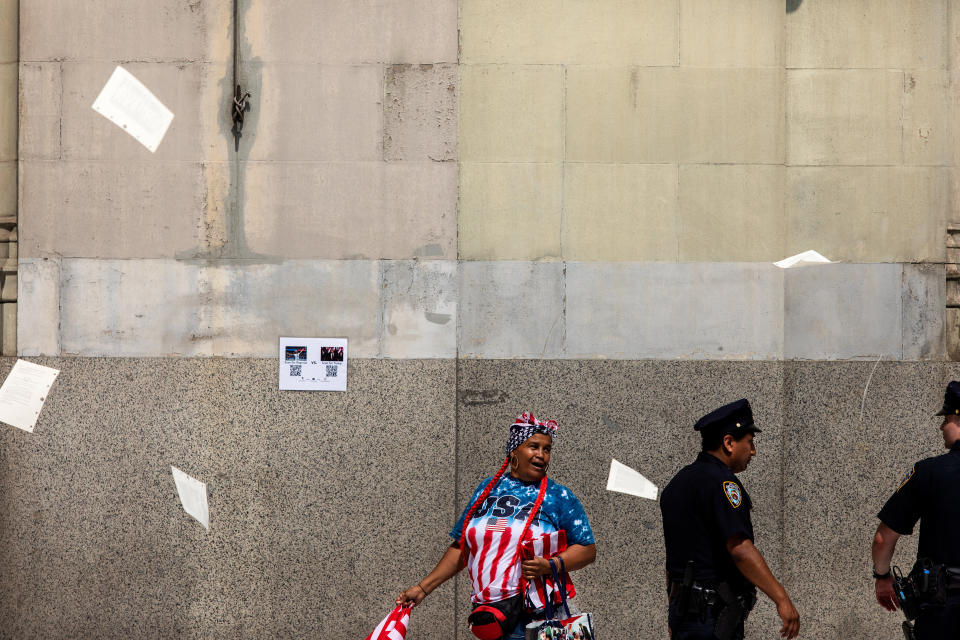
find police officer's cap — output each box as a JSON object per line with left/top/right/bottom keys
{"left": 694, "top": 399, "right": 762, "bottom": 437}
{"left": 934, "top": 381, "right": 960, "bottom": 416}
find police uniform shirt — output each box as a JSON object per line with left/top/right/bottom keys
{"left": 660, "top": 451, "right": 755, "bottom": 592}
{"left": 877, "top": 441, "right": 960, "bottom": 567}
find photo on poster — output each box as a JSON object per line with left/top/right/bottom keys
{"left": 320, "top": 346, "right": 344, "bottom": 362}
{"left": 285, "top": 346, "right": 307, "bottom": 362}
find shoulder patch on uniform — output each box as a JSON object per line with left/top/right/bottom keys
{"left": 896, "top": 466, "right": 915, "bottom": 492}
{"left": 723, "top": 481, "right": 742, "bottom": 508}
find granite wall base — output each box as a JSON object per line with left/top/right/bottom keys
{"left": 0, "top": 358, "right": 955, "bottom": 639}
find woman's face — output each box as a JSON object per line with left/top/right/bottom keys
{"left": 511, "top": 433, "right": 552, "bottom": 482}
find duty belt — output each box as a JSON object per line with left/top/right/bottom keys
{"left": 668, "top": 580, "right": 719, "bottom": 615}
{"left": 947, "top": 567, "right": 960, "bottom": 590}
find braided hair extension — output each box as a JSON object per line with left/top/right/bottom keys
{"left": 457, "top": 456, "right": 511, "bottom": 562}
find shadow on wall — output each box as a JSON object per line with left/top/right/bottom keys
{"left": 786, "top": 0, "right": 804, "bottom": 13}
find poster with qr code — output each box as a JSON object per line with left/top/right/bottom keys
{"left": 278, "top": 337, "right": 348, "bottom": 391}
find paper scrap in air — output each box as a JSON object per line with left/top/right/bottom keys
{"left": 171, "top": 466, "right": 209, "bottom": 530}
{"left": 773, "top": 250, "right": 832, "bottom": 269}
{"left": 92, "top": 66, "right": 174, "bottom": 153}
{"left": 606, "top": 458, "right": 658, "bottom": 500}
{"left": 0, "top": 360, "right": 60, "bottom": 433}
{"left": 607, "top": 459, "right": 657, "bottom": 500}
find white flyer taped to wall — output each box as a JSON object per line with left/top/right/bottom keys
{"left": 92, "top": 66, "right": 174, "bottom": 152}
{"left": 171, "top": 466, "right": 209, "bottom": 530}
{"left": 279, "top": 337, "right": 348, "bottom": 391}
{"left": 0, "top": 359, "right": 60, "bottom": 433}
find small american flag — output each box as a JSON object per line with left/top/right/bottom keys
{"left": 487, "top": 518, "right": 509, "bottom": 532}
{"left": 366, "top": 605, "right": 410, "bottom": 640}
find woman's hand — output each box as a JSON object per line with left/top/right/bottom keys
{"left": 520, "top": 556, "right": 553, "bottom": 580}
{"left": 396, "top": 583, "right": 428, "bottom": 607}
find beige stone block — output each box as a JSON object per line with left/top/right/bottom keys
{"left": 249, "top": 63, "right": 382, "bottom": 162}
{"left": 0, "top": 0, "right": 16, "bottom": 63}
{"left": 458, "top": 65, "right": 564, "bottom": 162}
{"left": 787, "top": 70, "right": 902, "bottom": 166}
{"left": 19, "top": 63, "right": 61, "bottom": 160}
{"left": 787, "top": 167, "right": 947, "bottom": 263}
{"left": 18, "top": 258, "right": 60, "bottom": 356}
{"left": 679, "top": 164, "right": 785, "bottom": 262}
{"left": 383, "top": 63, "right": 457, "bottom": 162}
{"left": 245, "top": 0, "right": 457, "bottom": 64}
{"left": 0, "top": 62, "right": 15, "bottom": 162}
{"left": 381, "top": 260, "right": 457, "bottom": 358}
{"left": 951, "top": 168, "right": 960, "bottom": 223}
{"left": 566, "top": 67, "right": 784, "bottom": 163}
{"left": 953, "top": 3, "right": 960, "bottom": 172}
{"left": 19, "top": 161, "right": 204, "bottom": 258}
{"left": 243, "top": 161, "right": 456, "bottom": 260}
{"left": 563, "top": 163, "right": 678, "bottom": 261}
{"left": 566, "top": 67, "right": 675, "bottom": 163}
{"left": 61, "top": 62, "right": 229, "bottom": 163}
{"left": 680, "top": 0, "right": 783, "bottom": 67}
{"left": 58, "top": 259, "right": 383, "bottom": 357}
{"left": 786, "top": 0, "right": 947, "bottom": 69}
{"left": 184, "top": 161, "right": 232, "bottom": 258}
{"left": 458, "top": 163, "right": 562, "bottom": 261}
{"left": 902, "top": 70, "right": 951, "bottom": 166}
{"left": 0, "top": 161, "right": 13, "bottom": 219}
{"left": 20, "top": 0, "right": 231, "bottom": 63}
{"left": 460, "top": 0, "right": 677, "bottom": 65}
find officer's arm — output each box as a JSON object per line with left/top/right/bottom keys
{"left": 726, "top": 535, "right": 799, "bottom": 639}
{"left": 871, "top": 523, "right": 901, "bottom": 612}
{"left": 871, "top": 522, "right": 900, "bottom": 573}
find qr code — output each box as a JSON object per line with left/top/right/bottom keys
{"left": 325, "top": 365, "right": 338, "bottom": 377}
{"left": 289, "top": 364, "right": 302, "bottom": 377}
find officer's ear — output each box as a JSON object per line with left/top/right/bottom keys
{"left": 721, "top": 433, "right": 736, "bottom": 455}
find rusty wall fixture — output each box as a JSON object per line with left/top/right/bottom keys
{"left": 1, "top": 3, "right": 16, "bottom": 357}
{"left": 230, "top": 0, "right": 251, "bottom": 151}
{"left": 0, "top": 220, "right": 15, "bottom": 356}
{"left": 946, "top": 224, "right": 960, "bottom": 359}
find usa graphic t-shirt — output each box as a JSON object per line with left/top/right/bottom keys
{"left": 450, "top": 475, "right": 595, "bottom": 604}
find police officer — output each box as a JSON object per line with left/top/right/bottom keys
{"left": 872, "top": 381, "right": 960, "bottom": 637}
{"left": 660, "top": 399, "right": 800, "bottom": 640}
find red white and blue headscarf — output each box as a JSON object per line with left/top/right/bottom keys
{"left": 505, "top": 412, "right": 559, "bottom": 456}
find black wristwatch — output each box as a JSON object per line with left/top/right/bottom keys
{"left": 872, "top": 568, "right": 891, "bottom": 579}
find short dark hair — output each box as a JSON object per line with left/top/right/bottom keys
{"left": 701, "top": 429, "right": 752, "bottom": 452}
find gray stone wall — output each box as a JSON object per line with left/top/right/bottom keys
{"left": 0, "top": 357, "right": 953, "bottom": 639}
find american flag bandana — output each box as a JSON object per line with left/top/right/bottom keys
{"left": 365, "top": 604, "right": 411, "bottom": 640}
{"left": 505, "top": 412, "right": 559, "bottom": 456}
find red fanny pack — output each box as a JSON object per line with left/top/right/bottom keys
{"left": 467, "top": 596, "right": 524, "bottom": 640}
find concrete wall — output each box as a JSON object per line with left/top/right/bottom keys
{"left": 0, "top": 357, "right": 953, "bottom": 639}
{"left": 15, "top": 0, "right": 956, "bottom": 361}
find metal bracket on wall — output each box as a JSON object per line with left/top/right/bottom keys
{"left": 231, "top": 84, "right": 251, "bottom": 147}
{"left": 946, "top": 223, "right": 960, "bottom": 359}
{"left": 0, "top": 216, "right": 17, "bottom": 356}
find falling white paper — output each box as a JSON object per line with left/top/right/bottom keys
{"left": 0, "top": 359, "right": 60, "bottom": 433}
{"left": 171, "top": 466, "right": 209, "bottom": 530}
{"left": 92, "top": 66, "right": 174, "bottom": 152}
{"left": 606, "top": 458, "right": 658, "bottom": 500}
{"left": 773, "top": 250, "right": 832, "bottom": 269}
